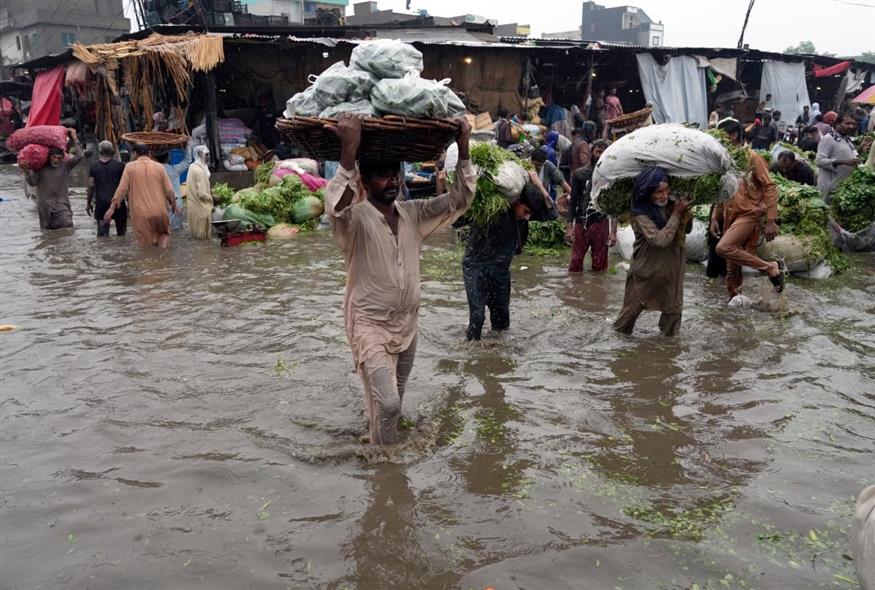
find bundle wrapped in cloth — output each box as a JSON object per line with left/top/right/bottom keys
{"left": 592, "top": 125, "right": 744, "bottom": 217}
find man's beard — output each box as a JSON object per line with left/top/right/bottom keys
{"left": 371, "top": 187, "right": 399, "bottom": 205}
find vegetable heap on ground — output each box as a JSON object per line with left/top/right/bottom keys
{"left": 771, "top": 174, "right": 850, "bottom": 273}
{"left": 595, "top": 128, "right": 746, "bottom": 218}
{"left": 211, "top": 182, "right": 235, "bottom": 207}
{"left": 524, "top": 219, "right": 568, "bottom": 255}
{"left": 829, "top": 166, "right": 875, "bottom": 233}
{"left": 466, "top": 141, "right": 532, "bottom": 227}
{"left": 224, "top": 165, "right": 325, "bottom": 232}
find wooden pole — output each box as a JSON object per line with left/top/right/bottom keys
{"left": 203, "top": 71, "right": 221, "bottom": 172}
{"left": 584, "top": 52, "right": 595, "bottom": 115}
{"left": 524, "top": 54, "right": 531, "bottom": 120}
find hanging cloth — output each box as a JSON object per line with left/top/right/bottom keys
{"left": 27, "top": 65, "right": 66, "bottom": 127}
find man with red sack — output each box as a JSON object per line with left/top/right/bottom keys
{"left": 21, "top": 128, "right": 84, "bottom": 230}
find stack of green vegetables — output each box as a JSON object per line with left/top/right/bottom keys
{"left": 595, "top": 128, "right": 748, "bottom": 218}
{"left": 524, "top": 219, "right": 568, "bottom": 255}
{"left": 224, "top": 170, "right": 325, "bottom": 232}
{"left": 829, "top": 166, "right": 875, "bottom": 233}
{"left": 211, "top": 183, "right": 235, "bottom": 207}
{"left": 771, "top": 174, "right": 850, "bottom": 273}
{"left": 466, "top": 142, "right": 532, "bottom": 227}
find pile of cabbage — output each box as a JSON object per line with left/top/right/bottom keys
{"left": 222, "top": 161, "right": 325, "bottom": 236}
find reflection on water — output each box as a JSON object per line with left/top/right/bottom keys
{"left": 1, "top": 166, "right": 873, "bottom": 589}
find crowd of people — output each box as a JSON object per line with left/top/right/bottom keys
{"left": 22, "top": 131, "right": 215, "bottom": 247}
{"left": 19, "top": 94, "right": 870, "bottom": 445}
{"left": 710, "top": 100, "right": 872, "bottom": 202}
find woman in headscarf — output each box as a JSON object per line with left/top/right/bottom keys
{"left": 613, "top": 167, "right": 691, "bottom": 337}
{"left": 186, "top": 146, "right": 213, "bottom": 239}
{"left": 810, "top": 102, "right": 822, "bottom": 122}
{"left": 544, "top": 131, "right": 560, "bottom": 166}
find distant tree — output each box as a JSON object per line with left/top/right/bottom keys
{"left": 852, "top": 51, "right": 875, "bottom": 64}
{"left": 784, "top": 41, "right": 836, "bottom": 57}
{"left": 785, "top": 41, "right": 817, "bottom": 55}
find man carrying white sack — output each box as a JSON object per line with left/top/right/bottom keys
{"left": 325, "top": 114, "right": 476, "bottom": 445}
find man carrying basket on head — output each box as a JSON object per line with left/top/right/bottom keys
{"left": 325, "top": 114, "right": 476, "bottom": 445}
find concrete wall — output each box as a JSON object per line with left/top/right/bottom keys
{"left": 0, "top": 0, "right": 130, "bottom": 65}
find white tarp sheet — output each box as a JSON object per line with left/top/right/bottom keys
{"left": 760, "top": 61, "right": 811, "bottom": 126}
{"left": 636, "top": 53, "right": 708, "bottom": 128}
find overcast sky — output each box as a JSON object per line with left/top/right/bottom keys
{"left": 373, "top": 0, "right": 873, "bottom": 56}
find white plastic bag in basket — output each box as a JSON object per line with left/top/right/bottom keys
{"left": 310, "top": 61, "right": 377, "bottom": 106}
{"left": 371, "top": 72, "right": 466, "bottom": 118}
{"left": 284, "top": 86, "right": 323, "bottom": 118}
{"left": 591, "top": 124, "right": 741, "bottom": 207}
{"left": 350, "top": 39, "right": 424, "bottom": 79}
{"left": 319, "top": 100, "right": 377, "bottom": 119}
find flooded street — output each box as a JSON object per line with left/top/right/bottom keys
{"left": 1, "top": 164, "right": 873, "bottom": 590}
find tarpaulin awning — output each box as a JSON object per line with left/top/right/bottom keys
{"left": 813, "top": 61, "right": 851, "bottom": 78}
{"left": 26, "top": 65, "right": 65, "bottom": 127}
{"left": 636, "top": 53, "right": 708, "bottom": 128}
{"left": 850, "top": 85, "right": 875, "bottom": 105}
{"left": 760, "top": 61, "right": 810, "bottom": 125}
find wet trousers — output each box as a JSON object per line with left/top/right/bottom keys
{"left": 613, "top": 275, "right": 682, "bottom": 337}
{"left": 569, "top": 218, "right": 609, "bottom": 273}
{"left": 463, "top": 262, "right": 511, "bottom": 341}
{"left": 358, "top": 336, "right": 417, "bottom": 445}
{"left": 95, "top": 203, "right": 128, "bottom": 237}
{"left": 716, "top": 214, "right": 771, "bottom": 298}
{"left": 38, "top": 200, "right": 73, "bottom": 230}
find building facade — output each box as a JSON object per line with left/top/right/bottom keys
{"left": 0, "top": 0, "right": 131, "bottom": 66}
{"left": 580, "top": 1, "right": 663, "bottom": 47}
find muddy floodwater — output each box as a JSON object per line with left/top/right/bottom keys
{"left": 1, "top": 165, "right": 873, "bottom": 590}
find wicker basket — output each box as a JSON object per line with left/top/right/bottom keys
{"left": 121, "top": 132, "right": 190, "bottom": 153}
{"left": 276, "top": 116, "right": 461, "bottom": 162}
{"left": 606, "top": 107, "right": 653, "bottom": 131}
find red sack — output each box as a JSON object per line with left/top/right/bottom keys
{"left": 6, "top": 125, "right": 68, "bottom": 151}
{"left": 17, "top": 144, "right": 50, "bottom": 171}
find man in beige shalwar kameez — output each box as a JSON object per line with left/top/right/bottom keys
{"left": 325, "top": 114, "right": 475, "bottom": 444}
{"left": 104, "top": 143, "right": 179, "bottom": 248}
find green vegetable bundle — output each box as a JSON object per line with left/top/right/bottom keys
{"left": 771, "top": 173, "right": 850, "bottom": 273}
{"left": 707, "top": 128, "right": 751, "bottom": 172}
{"left": 596, "top": 173, "right": 725, "bottom": 218}
{"left": 254, "top": 161, "right": 274, "bottom": 186}
{"left": 594, "top": 128, "right": 750, "bottom": 218}
{"left": 211, "top": 182, "right": 235, "bottom": 207}
{"left": 524, "top": 219, "right": 568, "bottom": 255}
{"left": 235, "top": 174, "right": 325, "bottom": 231}
{"left": 467, "top": 142, "right": 532, "bottom": 228}
{"left": 829, "top": 166, "right": 875, "bottom": 233}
